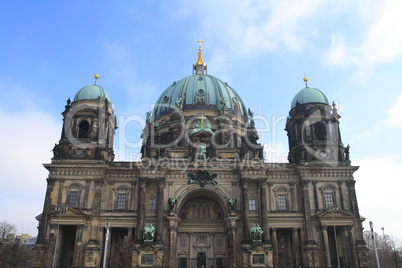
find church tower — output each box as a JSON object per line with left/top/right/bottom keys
{"left": 286, "top": 77, "right": 349, "bottom": 165}
{"left": 53, "top": 74, "right": 116, "bottom": 162}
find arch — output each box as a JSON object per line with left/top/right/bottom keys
{"left": 314, "top": 122, "right": 326, "bottom": 141}
{"left": 78, "top": 120, "right": 90, "bottom": 138}
{"left": 175, "top": 184, "right": 230, "bottom": 214}
{"left": 68, "top": 183, "right": 82, "bottom": 190}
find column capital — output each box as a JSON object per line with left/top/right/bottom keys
{"left": 95, "top": 178, "right": 104, "bottom": 187}
{"left": 157, "top": 178, "right": 166, "bottom": 187}
{"left": 301, "top": 180, "right": 310, "bottom": 187}
{"left": 347, "top": 179, "right": 356, "bottom": 187}
{"left": 240, "top": 178, "right": 249, "bottom": 188}
{"left": 47, "top": 178, "right": 56, "bottom": 186}
{"left": 257, "top": 178, "right": 267, "bottom": 188}
{"left": 139, "top": 177, "right": 148, "bottom": 187}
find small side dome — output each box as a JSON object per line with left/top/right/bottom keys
{"left": 73, "top": 84, "right": 112, "bottom": 103}
{"left": 290, "top": 87, "right": 329, "bottom": 110}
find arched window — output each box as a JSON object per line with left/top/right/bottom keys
{"left": 67, "top": 183, "right": 82, "bottom": 208}
{"left": 78, "top": 120, "right": 90, "bottom": 138}
{"left": 114, "top": 185, "right": 130, "bottom": 210}
{"left": 273, "top": 186, "right": 290, "bottom": 211}
{"left": 314, "top": 122, "right": 326, "bottom": 141}
{"left": 320, "top": 184, "right": 337, "bottom": 209}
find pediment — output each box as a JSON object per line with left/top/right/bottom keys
{"left": 49, "top": 206, "right": 91, "bottom": 219}
{"left": 316, "top": 208, "right": 354, "bottom": 225}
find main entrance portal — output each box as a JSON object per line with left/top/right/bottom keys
{"left": 177, "top": 197, "right": 228, "bottom": 268}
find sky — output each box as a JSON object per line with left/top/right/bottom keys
{"left": 1, "top": 0, "right": 402, "bottom": 240}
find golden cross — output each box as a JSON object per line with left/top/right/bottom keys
{"left": 197, "top": 39, "right": 203, "bottom": 49}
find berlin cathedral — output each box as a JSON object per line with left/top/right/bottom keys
{"left": 33, "top": 43, "right": 369, "bottom": 268}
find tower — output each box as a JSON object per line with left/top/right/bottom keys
{"left": 53, "top": 74, "right": 116, "bottom": 162}
{"left": 286, "top": 77, "right": 349, "bottom": 166}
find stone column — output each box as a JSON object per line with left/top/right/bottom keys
{"left": 345, "top": 225, "right": 358, "bottom": 267}
{"left": 156, "top": 178, "right": 166, "bottom": 243}
{"left": 57, "top": 179, "right": 65, "bottom": 205}
{"left": 130, "top": 181, "right": 137, "bottom": 211}
{"left": 136, "top": 177, "right": 147, "bottom": 241}
{"left": 84, "top": 179, "right": 90, "bottom": 209}
{"left": 347, "top": 180, "right": 364, "bottom": 241}
{"left": 73, "top": 224, "right": 84, "bottom": 267}
{"left": 89, "top": 178, "right": 103, "bottom": 242}
{"left": 37, "top": 178, "right": 55, "bottom": 244}
{"left": 271, "top": 228, "right": 278, "bottom": 268}
{"left": 167, "top": 215, "right": 178, "bottom": 268}
{"left": 258, "top": 178, "right": 270, "bottom": 242}
{"left": 292, "top": 227, "right": 301, "bottom": 267}
{"left": 313, "top": 180, "right": 319, "bottom": 211}
{"left": 321, "top": 225, "right": 331, "bottom": 267}
{"left": 240, "top": 178, "right": 250, "bottom": 242}
{"left": 338, "top": 180, "right": 345, "bottom": 210}
{"left": 301, "top": 180, "right": 316, "bottom": 243}
{"left": 289, "top": 182, "right": 296, "bottom": 212}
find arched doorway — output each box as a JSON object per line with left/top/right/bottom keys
{"left": 177, "top": 196, "right": 228, "bottom": 268}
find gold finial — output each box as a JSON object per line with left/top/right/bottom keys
{"left": 194, "top": 39, "right": 207, "bottom": 74}
{"left": 94, "top": 73, "right": 100, "bottom": 84}
{"left": 303, "top": 75, "right": 308, "bottom": 87}
{"left": 197, "top": 39, "right": 203, "bottom": 51}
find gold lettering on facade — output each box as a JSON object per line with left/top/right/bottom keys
{"left": 170, "top": 152, "right": 185, "bottom": 158}
{"left": 219, "top": 153, "right": 235, "bottom": 158}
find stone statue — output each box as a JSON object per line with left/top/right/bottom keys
{"left": 198, "top": 143, "right": 207, "bottom": 160}
{"left": 52, "top": 143, "right": 60, "bottom": 159}
{"left": 227, "top": 197, "right": 237, "bottom": 211}
{"left": 168, "top": 197, "right": 178, "bottom": 212}
{"left": 143, "top": 224, "right": 155, "bottom": 242}
{"left": 248, "top": 108, "right": 255, "bottom": 128}
{"left": 220, "top": 97, "right": 228, "bottom": 111}
{"left": 146, "top": 111, "right": 151, "bottom": 123}
{"left": 175, "top": 97, "right": 183, "bottom": 110}
{"left": 345, "top": 144, "right": 350, "bottom": 161}
{"left": 250, "top": 224, "right": 263, "bottom": 241}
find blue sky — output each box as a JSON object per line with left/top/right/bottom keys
{"left": 1, "top": 0, "right": 402, "bottom": 240}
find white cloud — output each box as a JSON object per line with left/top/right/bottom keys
{"left": 0, "top": 110, "right": 60, "bottom": 235}
{"left": 325, "top": 0, "right": 402, "bottom": 75}
{"left": 180, "top": 0, "right": 328, "bottom": 58}
{"left": 0, "top": 81, "right": 61, "bottom": 235}
{"left": 354, "top": 155, "right": 402, "bottom": 238}
{"left": 385, "top": 95, "right": 402, "bottom": 127}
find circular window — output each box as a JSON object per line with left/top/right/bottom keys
{"left": 197, "top": 89, "right": 205, "bottom": 96}
{"left": 232, "top": 97, "right": 238, "bottom": 103}
{"left": 163, "top": 96, "right": 169, "bottom": 103}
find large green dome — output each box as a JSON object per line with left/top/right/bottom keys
{"left": 73, "top": 84, "right": 112, "bottom": 103}
{"left": 153, "top": 74, "right": 248, "bottom": 119}
{"left": 291, "top": 87, "right": 329, "bottom": 110}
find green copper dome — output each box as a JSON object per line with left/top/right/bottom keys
{"left": 73, "top": 84, "right": 112, "bottom": 103}
{"left": 153, "top": 74, "right": 248, "bottom": 120}
{"left": 291, "top": 87, "right": 329, "bottom": 110}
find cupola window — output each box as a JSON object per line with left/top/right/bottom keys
{"left": 78, "top": 120, "right": 90, "bottom": 139}
{"left": 314, "top": 122, "right": 326, "bottom": 141}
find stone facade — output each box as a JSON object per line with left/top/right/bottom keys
{"left": 33, "top": 50, "right": 368, "bottom": 268}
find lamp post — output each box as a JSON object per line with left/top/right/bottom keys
{"left": 381, "top": 227, "right": 386, "bottom": 249}
{"left": 52, "top": 204, "right": 68, "bottom": 268}
{"left": 103, "top": 223, "right": 110, "bottom": 268}
{"left": 331, "top": 206, "right": 340, "bottom": 268}
{"left": 370, "top": 221, "right": 381, "bottom": 268}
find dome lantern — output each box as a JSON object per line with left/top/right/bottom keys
{"left": 193, "top": 39, "right": 207, "bottom": 75}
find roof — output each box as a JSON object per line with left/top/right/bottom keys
{"left": 291, "top": 87, "right": 329, "bottom": 109}
{"left": 153, "top": 74, "right": 248, "bottom": 119}
{"left": 73, "top": 84, "right": 112, "bottom": 103}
